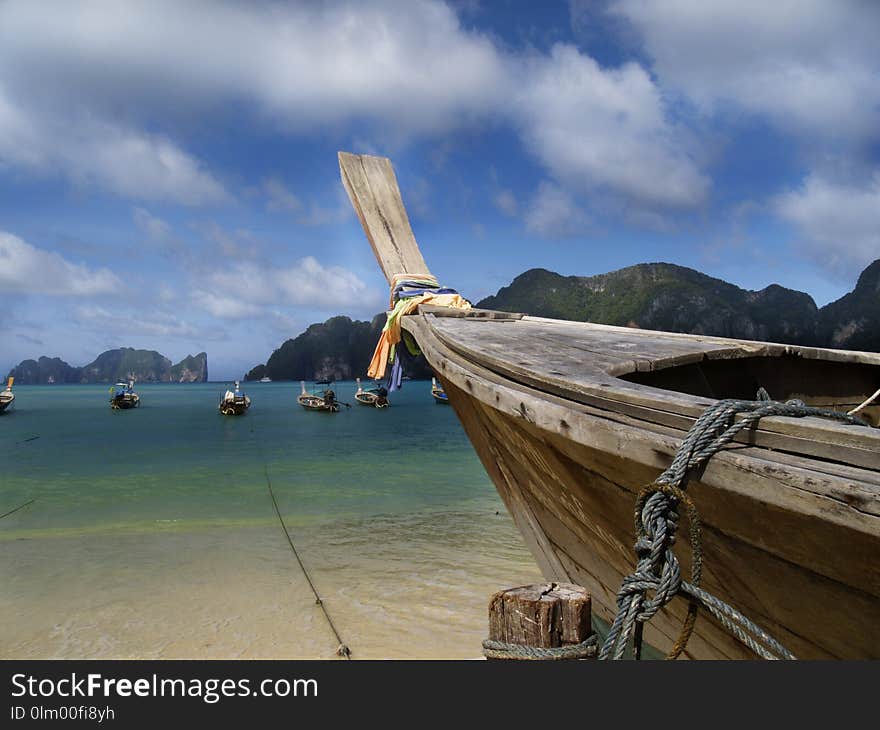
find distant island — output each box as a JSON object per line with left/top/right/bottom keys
{"left": 245, "top": 315, "right": 432, "bottom": 382}
{"left": 7, "top": 348, "right": 208, "bottom": 384}
{"left": 477, "top": 258, "right": 880, "bottom": 353}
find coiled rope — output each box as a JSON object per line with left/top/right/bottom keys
{"left": 482, "top": 635, "right": 597, "bottom": 660}
{"left": 600, "top": 395, "right": 868, "bottom": 661}
{"left": 248, "top": 414, "right": 352, "bottom": 659}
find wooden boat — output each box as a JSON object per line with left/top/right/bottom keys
{"left": 431, "top": 377, "right": 449, "bottom": 404}
{"left": 109, "top": 381, "right": 139, "bottom": 410}
{"left": 298, "top": 381, "right": 341, "bottom": 412}
{"left": 339, "top": 151, "right": 880, "bottom": 660}
{"left": 219, "top": 380, "right": 251, "bottom": 416}
{"left": 355, "top": 377, "right": 389, "bottom": 408}
{"left": 0, "top": 377, "right": 14, "bottom": 413}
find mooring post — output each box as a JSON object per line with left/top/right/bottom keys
{"left": 484, "top": 582, "right": 595, "bottom": 660}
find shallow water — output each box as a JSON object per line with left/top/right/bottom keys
{"left": 0, "top": 382, "right": 540, "bottom": 659}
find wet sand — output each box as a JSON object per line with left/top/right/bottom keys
{"left": 1, "top": 509, "right": 540, "bottom": 659}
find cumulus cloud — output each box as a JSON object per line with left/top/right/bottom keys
{"left": 0, "top": 232, "right": 121, "bottom": 296}
{"left": 0, "top": 0, "right": 506, "bottom": 138}
{"left": 525, "top": 181, "right": 592, "bottom": 238}
{"left": 512, "top": 44, "right": 710, "bottom": 209}
{"left": 192, "top": 256, "right": 382, "bottom": 320}
{"left": 0, "top": 87, "right": 228, "bottom": 205}
{"left": 611, "top": 0, "right": 880, "bottom": 145}
{"left": 0, "top": 0, "right": 710, "bottom": 218}
{"left": 775, "top": 173, "right": 880, "bottom": 276}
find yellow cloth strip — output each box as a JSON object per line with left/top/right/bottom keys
{"left": 368, "top": 290, "right": 471, "bottom": 379}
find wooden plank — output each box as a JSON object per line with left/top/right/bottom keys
{"left": 418, "top": 304, "right": 524, "bottom": 320}
{"left": 426, "top": 316, "right": 880, "bottom": 468}
{"left": 338, "top": 151, "right": 431, "bottom": 284}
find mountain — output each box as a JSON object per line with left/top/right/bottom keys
{"left": 7, "top": 349, "right": 208, "bottom": 384}
{"left": 245, "top": 314, "right": 432, "bottom": 382}
{"left": 477, "top": 260, "right": 879, "bottom": 352}
{"left": 818, "top": 260, "right": 880, "bottom": 352}
{"left": 6, "top": 356, "right": 81, "bottom": 384}
{"left": 169, "top": 352, "right": 209, "bottom": 383}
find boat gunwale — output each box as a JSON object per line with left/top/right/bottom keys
{"left": 423, "top": 313, "right": 880, "bottom": 468}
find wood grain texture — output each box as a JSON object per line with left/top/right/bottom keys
{"left": 488, "top": 583, "right": 591, "bottom": 649}
{"left": 339, "top": 152, "right": 431, "bottom": 284}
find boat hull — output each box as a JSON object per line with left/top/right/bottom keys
{"left": 219, "top": 400, "right": 249, "bottom": 416}
{"left": 407, "top": 316, "right": 880, "bottom": 659}
{"left": 298, "top": 395, "right": 339, "bottom": 412}
{"left": 110, "top": 395, "right": 139, "bottom": 409}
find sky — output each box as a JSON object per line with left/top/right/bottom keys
{"left": 1, "top": 0, "right": 878, "bottom": 381}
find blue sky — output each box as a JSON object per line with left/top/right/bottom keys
{"left": 1, "top": 0, "right": 878, "bottom": 380}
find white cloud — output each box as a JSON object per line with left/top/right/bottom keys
{"left": 611, "top": 0, "right": 880, "bottom": 145}
{"left": 494, "top": 190, "right": 518, "bottom": 216}
{"left": 0, "top": 231, "right": 122, "bottom": 296}
{"left": 0, "top": 0, "right": 506, "bottom": 138}
{"left": 0, "top": 1, "right": 710, "bottom": 219}
{"left": 512, "top": 44, "right": 710, "bottom": 209}
{"left": 192, "top": 255, "right": 382, "bottom": 320}
{"left": 776, "top": 173, "right": 880, "bottom": 276}
{"left": 0, "top": 87, "right": 228, "bottom": 205}
{"left": 263, "top": 179, "right": 353, "bottom": 226}
{"left": 525, "top": 181, "right": 592, "bottom": 238}
{"left": 74, "top": 305, "right": 202, "bottom": 339}
{"left": 264, "top": 178, "right": 303, "bottom": 213}
{"left": 133, "top": 208, "right": 171, "bottom": 242}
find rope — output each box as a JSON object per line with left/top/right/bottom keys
{"left": 0, "top": 498, "right": 35, "bottom": 521}
{"left": 482, "top": 635, "right": 597, "bottom": 660}
{"left": 849, "top": 387, "right": 880, "bottom": 417}
{"left": 248, "top": 415, "right": 352, "bottom": 659}
{"left": 600, "top": 396, "right": 868, "bottom": 661}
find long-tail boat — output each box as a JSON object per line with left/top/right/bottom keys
{"left": 109, "top": 381, "right": 139, "bottom": 410}
{"left": 298, "top": 380, "right": 341, "bottom": 412}
{"left": 431, "top": 377, "right": 449, "bottom": 404}
{"left": 355, "top": 377, "right": 389, "bottom": 408}
{"left": 339, "top": 151, "right": 880, "bottom": 660}
{"left": 219, "top": 380, "right": 251, "bottom": 416}
{"left": 0, "top": 377, "right": 14, "bottom": 413}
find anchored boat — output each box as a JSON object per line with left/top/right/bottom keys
{"left": 339, "top": 151, "right": 880, "bottom": 660}
{"left": 355, "top": 377, "right": 389, "bottom": 408}
{"left": 298, "top": 380, "right": 341, "bottom": 412}
{"left": 431, "top": 377, "right": 449, "bottom": 404}
{"left": 109, "top": 381, "right": 139, "bottom": 410}
{"left": 0, "top": 377, "right": 14, "bottom": 413}
{"left": 219, "top": 380, "right": 251, "bottom": 416}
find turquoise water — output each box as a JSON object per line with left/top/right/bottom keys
{"left": 0, "top": 382, "right": 540, "bottom": 658}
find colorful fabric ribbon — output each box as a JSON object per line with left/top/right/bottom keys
{"left": 367, "top": 273, "right": 471, "bottom": 387}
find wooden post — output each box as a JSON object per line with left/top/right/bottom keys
{"left": 486, "top": 582, "right": 594, "bottom": 659}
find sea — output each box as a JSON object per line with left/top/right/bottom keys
{"left": 0, "top": 381, "right": 540, "bottom": 659}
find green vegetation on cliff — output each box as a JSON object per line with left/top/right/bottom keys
{"left": 477, "top": 260, "right": 879, "bottom": 351}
